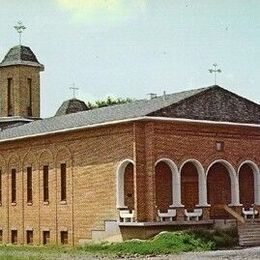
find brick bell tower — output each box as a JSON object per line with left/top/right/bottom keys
{"left": 0, "top": 45, "right": 44, "bottom": 120}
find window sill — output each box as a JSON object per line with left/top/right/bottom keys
{"left": 43, "top": 201, "right": 49, "bottom": 205}
{"left": 27, "top": 202, "right": 33, "bottom": 206}
{"left": 60, "top": 201, "right": 67, "bottom": 205}
{"left": 11, "top": 202, "right": 16, "bottom": 206}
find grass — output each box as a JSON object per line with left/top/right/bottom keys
{"left": 0, "top": 229, "right": 238, "bottom": 259}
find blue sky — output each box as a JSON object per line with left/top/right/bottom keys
{"left": 0, "top": 0, "right": 260, "bottom": 117}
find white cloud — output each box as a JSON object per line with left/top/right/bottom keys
{"left": 56, "top": 0, "right": 148, "bottom": 23}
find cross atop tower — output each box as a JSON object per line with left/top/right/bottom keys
{"left": 209, "top": 63, "right": 222, "bottom": 85}
{"left": 69, "top": 83, "right": 79, "bottom": 99}
{"left": 14, "top": 21, "right": 26, "bottom": 45}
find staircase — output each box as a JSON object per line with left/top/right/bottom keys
{"left": 215, "top": 204, "right": 260, "bottom": 246}
{"left": 238, "top": 219, "right": 260, "bottom": 246}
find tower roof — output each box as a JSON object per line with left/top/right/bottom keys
{"left": 0, "top": 45, "right": 44, "bottom": 70}
{"left": 55, "top": 98, "right": 89, "bottom": 116}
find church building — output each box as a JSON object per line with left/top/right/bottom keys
{"left": 0, "top": 43, "right": 259, "bottom": 246}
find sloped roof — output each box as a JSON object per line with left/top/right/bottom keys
{"left": 0, "top": 86, "right": 209, "bottom": 141}
{"left": 0, "top": 85, "right": 259, "bottom": 142}
{"left": 0, "top": 45, "right": 44, "bottom": 70}
{"left": 55, "top": 98, "right": 89, "bottom": 116}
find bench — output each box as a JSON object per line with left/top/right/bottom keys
{"left": 119, "top": 209, "right": 135, "bottom": 222}
{"left": 184, "top": 208, "right": 202, "bottom": 221}
{"left": 158, "top": 209, "right": 176, "bottom": 221}
{"left": 242, "top": 207, "right": 259, "bottom": 219}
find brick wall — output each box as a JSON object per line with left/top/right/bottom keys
{"left": 155, "top": 161, "right": 172, "bottom": 211}
{"left": 0, "top": 65, "right": 41, "bottom": 118}
{"left": 181, "top": 162, "right": 199, "bottom": 210}
{"left": 0, "top": 119, "right": 259, "bottom": 244}
{"left": 0, "top": 123, "right": 134, "bottom": 245}
{"left": 239, "top": 164, "right": 254, "bottom": 207}
{"left": 124, "top": 163, "right": 134, "bottom": 210}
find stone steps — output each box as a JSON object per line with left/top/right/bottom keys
{"left": 238, "top": 220, "right": 260, "bottom": 246}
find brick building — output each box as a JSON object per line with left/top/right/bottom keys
{"left": 0, "top": 44, "right": 259, "bottom": 245}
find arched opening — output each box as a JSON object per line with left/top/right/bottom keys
{"left": 155, "top": 161, "right": 173, "bottom": 211}
{"left": 181, "top": 162, "right": 199, "bottom": 210}
{"left": 124, "top": 163, "right": 134, "bottom": 210}
{"left": 239, "top": 162, "right": 257, "bottom": 207}
{"left": 116, "top": 160, "right": 134, "bottom": 209}
{"left": 207, "top": 162, "right": 232, "bottom": 218}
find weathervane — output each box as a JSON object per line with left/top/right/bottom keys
{"left": 69, "top": 83, "right": 79, "bottom": 99}
{"left": 14, "top": 21, "right": 26, "bottom": 45}
{"left": 208, "top": 63, "right": 222, "bottom": 85}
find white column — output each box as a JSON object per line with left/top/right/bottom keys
{"left": 198, "top": 172, "right": 209, "bottom": 206}
{"left": 170, "top": 170, "right": 184, "bottom": 207}
{"left": 230, "top": 172, "right": 241, "bottom": 206}
{"left": 254, "top": 169, "right": 260, "bottom": 205}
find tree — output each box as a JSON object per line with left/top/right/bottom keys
{"left": 87, "top": 96, "right": 133, "bottom": 109}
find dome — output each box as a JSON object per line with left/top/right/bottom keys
{"left": 55, "top": 98, "right": 89, "bottom": 116}
{"left": 0, "top": 45, "right": 44, "bottom": 71}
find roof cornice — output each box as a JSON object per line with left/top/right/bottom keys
{"left": 0, "top": 116, "right": 259, "bottom": 144}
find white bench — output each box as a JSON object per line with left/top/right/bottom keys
{"left": 184, "top": 208, "right": 202, "bottom": 221}
{"left": 119, "top": 209, "right": 135, "bottom": 222}
{"left": 158, "top": 209, "right": 176, "bottom": 221}
{"left": 242, "top": 207, "right": 258, "bottom": 219}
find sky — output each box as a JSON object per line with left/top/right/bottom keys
{"left": 0, "top": 0, "right": 260, "bottom": 117}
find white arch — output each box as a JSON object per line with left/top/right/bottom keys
{"left": 180, "top": 159, "right": 209, "bottom": 207}
{"left": 155, "top": 158, "right": 183, "bottom": 207}
{"left": 206, "top": 159, "right": 240, "bottom": 206}
{"left": 116, "top": 159, "right": 135, "bottom": 209}
{"left": 238, "top": 160, "right": 260, "bottom": 205}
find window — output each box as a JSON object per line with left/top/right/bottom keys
{"left": 7, "top": 78, "right": 12, "bottom": 116}
{"left": 11, "top": 169, "right": 16, "bottom": 203}
{"left": 11, "top": 230, "right": 17, "bottom": 244}
{"left": 43, "top": 231, "right": 50, "bottom": 245}
{"left": 27, "top": 78, "right": 32, "bottom": 116}
{"left": 0, "top": 169, "right": 2, "bottom": 204}
{"left": 26, "top": 230, "right": 33, "bottom": 244}
{"left": 43, "top": 166, "right": 49, "bottom": 202}
{"left": 27, "top": 167, "right": 32, "bottom": 203}
{"left": 0, "top": 230, "right": 2, "bottom": 243}
{"left": 60, "top": 231, "right": 68, "bottom": 245}
{"left": 60, "top": 163, "right": 66, "bottom": 201}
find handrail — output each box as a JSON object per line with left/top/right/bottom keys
{"left": 214, "top": 204, "right": 245, "bottom": 224}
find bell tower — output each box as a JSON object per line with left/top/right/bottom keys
{"left": 0, "top": 45, "right": 44, "bottom": 119}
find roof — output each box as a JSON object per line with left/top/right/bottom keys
{"left": 0, "top": 45, "right": 44, "bottom": 70}
{"left": 0, "top": 85, "right": 259, "bottom": 142}
{"left": 55, "top": 98, "right": 89, "bottom": 116}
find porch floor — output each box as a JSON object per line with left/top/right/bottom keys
{"left": 118, "top": 220, "right": 214, "bottom": 227}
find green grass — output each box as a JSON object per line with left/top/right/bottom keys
{"left": 0, "top": 229, "right": 238, "bottom": 259}
{"left": 80, "top": 231, "right": 215, "bottom": 255}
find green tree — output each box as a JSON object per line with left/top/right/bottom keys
{"left": 88, "top": 96, "right": 133, "bottom": 109}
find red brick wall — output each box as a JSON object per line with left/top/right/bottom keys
{"left": 0, "top": 119, "right": 259, "bottom": 243}
{"left": 207, "top": 163, "right": 231, "bottom": 218}
{"left": 181, "top": 162, "right": 199, "bottom": 210}
{"left": 124, "top": 163, "right": 134, "bottom": 210}
{"left": 155, "top": 161, "right": 172, "bottom": 211}
{"left": 239, "top": 164, "right": 254, "bottom": 207}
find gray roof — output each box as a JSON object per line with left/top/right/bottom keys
{"left": 0, "top": 45, "right": 44, "bottom": 70}
{"left": 55, "top": 98, "right": 89, "bottom": 116}
{"left": 0, "top": 86, "right": 209, "bottom": 141}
